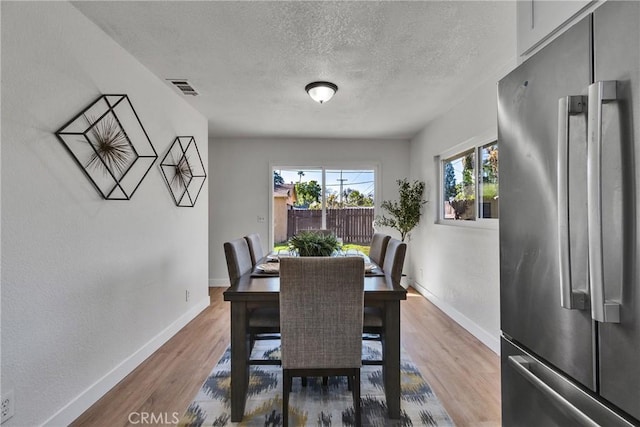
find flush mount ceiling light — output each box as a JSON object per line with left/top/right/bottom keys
{"left": 305, "top": 81, "right": 338, "bottom": 104}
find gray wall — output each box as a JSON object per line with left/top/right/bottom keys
{"left": 1, "top": 2, "right": 209, "bottom": 425}
{"left": 407, "top": 60, "right": 516, "bottom": 354}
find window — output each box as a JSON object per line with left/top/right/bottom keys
{"left": 439, "top": 138, "right": 499, "bottom": 223}
{"left": 271, "top": 166, "right": 377, "bottom": 248}
{"left": 478, "top": 142, "right": 499, "bottom": 219}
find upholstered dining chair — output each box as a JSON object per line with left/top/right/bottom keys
{"left": 382, "top": 238, "right": 407, "bottom": 285}
{"left": 224, "top": 237, "right": 280, "bottom": 362}
{"left": 279, "top": 257, "right": 364, "bottom": 427}
{"left": 224, "top": 237, "right": 253, "bottom": 285}
{"left": 244, "top": 233, "right": 264, "bottom": 267}
{"left": 363, "top": 238, "right": 407, "bottom": 366}
{"left": 368, "top": 232, "right": 391, "bottom": 267}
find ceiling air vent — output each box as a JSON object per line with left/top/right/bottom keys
{"left": 167, "top": 79, "right": 199, "bottom": 96}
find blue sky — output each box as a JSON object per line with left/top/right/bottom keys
{"left": 277, "top": 169, "right": 375, "bottom": 197}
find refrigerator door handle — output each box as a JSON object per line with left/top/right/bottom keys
{"left": 557, "top": 96, "right": 589, "bottom": 310}
{"left": 508, "top": 355, "right": 600, "bottom": 427}
{"left": 587, "top": 81, "right": 621, "bottom": 323}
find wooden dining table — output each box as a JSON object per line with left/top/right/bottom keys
{"left": 223, "top": 259, "right": 408, "bottom": 422}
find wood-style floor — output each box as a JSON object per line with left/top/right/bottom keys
{"left": 71, "top": 287, "right": 501, "bottom": 426}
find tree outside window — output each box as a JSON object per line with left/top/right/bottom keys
{"left": 443, "top": 149, "right": 475, "bottom": 220}
{"left": 295, "top": 180, "right": 322, "bottom": 207}
{"left": 441, "top": 141, "right": 499, "bottom": 221}
{"left": 479, "top": 142, "right": 499, "bottom": 219}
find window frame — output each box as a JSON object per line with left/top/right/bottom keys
{"left": 436, "top": 132, "right": 499, "bottom": 229}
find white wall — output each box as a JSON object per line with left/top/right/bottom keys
{"left": 1, "top": 2, "right": 209, "bottom": 426}
{"left": 208, "top": 138, "right": 410, "bottom": 284}
{"left": 407, "top": 61, "right": 515, "bottom": 354}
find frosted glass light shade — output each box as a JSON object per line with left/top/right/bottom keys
{"left": 305, "top": 81, "right": 338, "bottom": 104}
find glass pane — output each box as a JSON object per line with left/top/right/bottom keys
{"left": 325, "top": 170, "right": 374, "bottom": 208}
{"left": 442, "top": 150, "right": 476, "bottom": 220}
{"left": 276, "top": 169, "right": 323, "bottom": 208}
{"left": 325, "top": 170, "right": 375, "bottom": 244}
{"left": 273, "top": 168, "right": 323, "bottom": 245}
{"left": 273, "top": 168, "right": 375, "bottom": 248}
{"left": 479, "top": 142, "right": 499, "bottom": 219}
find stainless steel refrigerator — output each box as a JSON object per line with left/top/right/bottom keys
{"left": 498, "top": 1, "right": 639, "bottom": 425}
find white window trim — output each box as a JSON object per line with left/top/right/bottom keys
{"left": 436, "top": 130, "right": 499, "bottom": 230}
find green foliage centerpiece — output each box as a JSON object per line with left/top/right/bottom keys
{"left": 375, "top": 179, "right": 427, "bottom": 242}
{"left": 288, "top": 230, "right": 341, "bottom": 257}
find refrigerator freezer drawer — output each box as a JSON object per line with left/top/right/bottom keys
{"left": 501, "top": 338, "right": 637, "bottom": 427}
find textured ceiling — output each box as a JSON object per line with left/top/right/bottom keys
{"left": 73, "top": 1, "right": 515, "bottom": 140}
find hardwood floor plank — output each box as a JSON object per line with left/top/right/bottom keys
{"left": 70, "top": 288, "right": 229, "bottom": 427}
{"left": 71, "top": 286, "right": 500, "bottom": 426}
{"left": 401, "top": 289, "right": 501, "bottom": 426}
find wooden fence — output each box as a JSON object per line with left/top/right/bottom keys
{"left": 287, "top": 208, "right": 375, "bottom": 244}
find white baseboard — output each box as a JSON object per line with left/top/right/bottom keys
{"left": 209, "top": 278, "right": 228, "bottom": 287}
{"left": 411, "top": 282, "right": 500, "bottom": 355}
{"left": 42, "top": 296, "right": 210, "bottom": 426}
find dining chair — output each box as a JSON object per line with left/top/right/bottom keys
{"left": 382, "top": 238, "right": 407, "bottom": 284}
{"left": 224, "top": 238, "right": 280, "bottom": 363}
{"left": 223, "top": 237, "right": 253, "bottom": 285}
{"left": 244, "top": 233, "right": 264, "bottom": 266}
{"left": 369, "top": 232, "right": 391, "bottom": 267}
{"left": 279, "top": 257, "right": 364, "bottom": 427}
{"left": 363, "top": 238, "right": 407, "bottom": 366}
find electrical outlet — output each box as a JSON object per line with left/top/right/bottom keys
{"left": 185, "top": 290, "right": 190, "bottom": 302}
{"left": 1, "top": 390, "right": 15, "bottom": 424}
{"left": 257, "top": 215, "right": 265, "bottom": 223}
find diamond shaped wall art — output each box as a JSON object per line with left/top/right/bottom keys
{"left": 55, "top": 95, "right": 158, "bottom": 200}
{"left": 160, "top": 136, "right": 206, "bottom": 207}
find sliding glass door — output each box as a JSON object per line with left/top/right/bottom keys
{"left": 272, "top": 166, "right": 376, "bottom": 250}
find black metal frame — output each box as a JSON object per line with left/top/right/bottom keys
{"left": 159, "top": 136, "right": 207, "bottom": 207}
{"left": 55, "top": 94, "right": 158, "bottom": 200}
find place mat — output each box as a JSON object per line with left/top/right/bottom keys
{"left": 256, "top": 263, "right": 280, "bottom": 274}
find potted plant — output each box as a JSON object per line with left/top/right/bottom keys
{"left": 288, "top": 230, "right": 341, "bottom": 257}
{"left": 375, "top": 179, "right": 427, "bottom": 242}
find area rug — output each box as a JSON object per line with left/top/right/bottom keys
{"left": 178, "top": 339, "right": 454, "bottom": 426}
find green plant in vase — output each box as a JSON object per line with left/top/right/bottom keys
{"left": 287, "top": 230, "right": 341, "bottom": 257}
{"left": 375, "top": 179, "right": 427, "bottom": 242}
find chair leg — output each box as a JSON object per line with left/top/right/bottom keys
{"left": 322, "top": 376, "right": 328, "bottom": 386}
{"left": 283, "top": 370, "right": 290, "bottom": 427}
{"left": 353, "top": 369, "right": 361, "bottom": 427}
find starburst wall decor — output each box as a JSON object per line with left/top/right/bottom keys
{"left": 55, "top": 95, "right": 158, "bottom": 200}
{"left": 160, "top": 136, "right": 206, "bottom": 207}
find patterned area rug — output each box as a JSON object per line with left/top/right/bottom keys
{"left": 179, "top": 339, "right": 454, "bottom": 426}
